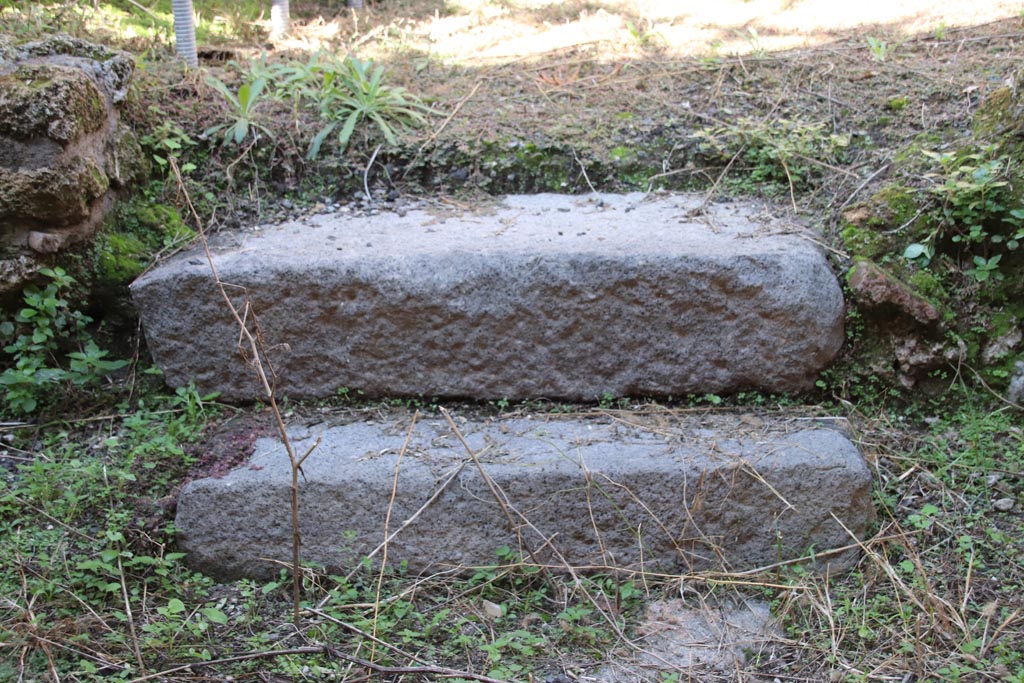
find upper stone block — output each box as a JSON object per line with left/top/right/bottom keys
{"left": 132, "top": 193, "right": 845, "bottom": 401}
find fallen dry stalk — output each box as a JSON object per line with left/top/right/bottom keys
{"left": 170, "top": 158, "right": 314, "bottom": 627}
{"left": 440, "top": 407, "right": 547, "bottom": 570}
{"left": 370, "top": 410, "right": 419, "bottom": 662}
{"left": 438, "top": 409, "right": 691, "bottom": 673}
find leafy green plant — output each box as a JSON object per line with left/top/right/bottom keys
{"left": 204, "top": 74, "right": 275, "bottom": 146}
{"left": 141, "top": 595, "right": 228, "bottom": 650}
{"left": 866, "top": 36, "right": 891, "bottom": 62}
{"left": 967, "top": 253, "right": 1003, "bottom": 282}
{"left": 138, "top": 116, "right": 199, "bottom": 174}
{"left": 625, "top": 20, "right": 663, "bottom": 49}
{"left": 904, "top": 146, "right": 1024, "bottom": 279}
{"left": 285, "top": 51, "right": 434, "bottom": 158}
{"left": 743, "top": 26, "right": 766, "bottom": 58}
{"left": 0, "top": 268, "right": 126, "bottom": 415}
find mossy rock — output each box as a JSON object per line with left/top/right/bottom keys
{"left": 840, "top": 184, "right": 921, "bottom": 260}
{"left": 94, "top": 199, "right": 193, "bottom": 287}
{"left": 974, "top": 67, "right": 1024, "bottom": 139}
{"left": 405, "top": 137, "right": 669, "bottom": 194}
{"left": 840, "top": 223, "right": 892, "bottom": 261}
{"left": 906, "top": 268, "right": 948, "bottom": 305}
{"left": 95, "top": 231, "right": 149, "bottom": 284}
{"left": 18, "top": 34, "right": 120, "bottom": 62}
{"left": 0, "top": 156, "right": 109, "bottom": 229}
{"left": 0, "top": 64, "right": 108, "bottom": 145}
{"left": 0, "top": 35, "right": 15, "bottom": 62}
{"left": 105, "top": 127, "right": 149, "bottom": 189}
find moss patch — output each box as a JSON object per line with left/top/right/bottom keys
{"left": 94, "top": 198, "right": 193, "bottom": 287}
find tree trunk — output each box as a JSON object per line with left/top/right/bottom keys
{"left": 171, "top": 0, "right": 198, "bottom": 67}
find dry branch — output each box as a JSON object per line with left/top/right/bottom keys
{"left": 170, "top": 158, "right": 313, "bottom": 627}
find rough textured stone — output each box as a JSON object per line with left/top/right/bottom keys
{"left": 133, "top": 193, "right": 845, "bottom": 401}
{"left": 846, "top": 260, "right": 955, "bottom": 390}
{"left": 175, "top": 412, "right": 874, "bottom": 580}
{"left": 0, "top": 64, "right": 108, "bottom": 144}
{"left": 0, "top": 34, "right": 142, "bottom": 296}
{"left": 0, "top": 156, "right": 110, "bottom": 226}
{"left": 847, "top": 260, "right": 941, "bottom": 326}
{"left": 593, "top": 597, "right": 782, "bottom": 681}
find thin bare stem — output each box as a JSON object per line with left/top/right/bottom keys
{"left": 169, "top": 158, "right": 314, "bottom": 627}
{"left": 371, "top": 410, "right": 419, "bottom": 661}
{"left": 116, "top": 555, "right": 145, "bottom": 674}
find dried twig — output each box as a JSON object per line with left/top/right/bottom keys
{"left": 438, "top": 411, "right": 686, "bottom": 672}
{"left": 834, "top": 161, "right": 892, "bottom": 214}
{"left": 440, "top": 407, "right": 547, "bottom": 570}
{"left": 371, "top": 411, "right": 419, "bottom": 660}
{"left": 402, "top": 80, "right": 483, "bottom": 178}
{"left": 170, "top": 158, "right": 314, "bottom": 627}
{"left": 116, "top": 555, "right": 145, "bottom": 675}
{"left": 130, "top": 642, "right": 520, "bottom": 683}
{"left": 364, "top": 143, "right": 382, "bottom": 201}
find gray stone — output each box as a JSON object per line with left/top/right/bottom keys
{"left": 593, "top": 597, "right": 782, "bottom": 681}
{"left": 133, "top": 193, "right": 845, "bottom": 401}
{"left": 175, "top": 412, "right": 874, "bottom": 580}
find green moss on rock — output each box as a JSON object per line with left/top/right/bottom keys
{"left": 0, "top": 156, "right": 109, "bottom": 229}
{"left": 840, "top": 224, "right": 891, "bottom": 260}
{"left": 0, "top": 64, "right": 108, "bottom": 145}
{"left": 105, "top": 127, "right": 149, "bottom": 188}
{"left": 94, "top": 198, "right": 193, "bottom": 287}
{"left": 906, "top": 269, "right": 947, "bottom": 304}
{"left": 95, "top": 231, "right": 149, "bottom": 283}
{"left": 840, "top": 184, "right": 921, "bottom": 260}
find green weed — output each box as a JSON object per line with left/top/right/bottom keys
{"left": 204, "top": 74, "right": 275, "bottom": 146}
{"left": 138, "top": 116, "right": 200, "bottom": 175}
{"left": 297, "top": 52, "right": 435, "bottom": 158}
{"left": 866, "top": 36, "right": 891, "bottom": 62}
{"left": 0, "top": 268, "right": 127, "bottom": 416}
{"left": 625, "top": 20, "right": 664, "bottom": 49}
{"left": 904, "top": 145, "right": 1024, "bottom": 282}
{"left": 692, "top": 117, "right": 850, "bottom": 195}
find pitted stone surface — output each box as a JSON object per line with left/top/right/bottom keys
{"left": 132, "top": 193, "right": 845, "bottom": 402}
{"left": 0, "top": 34, "right": 144, "bottom": 295}
{"left": 594, "top": 597, "right": 782, "bottom": 680}
{"left": 175, "top": 412, "right": 874, "bottom": 580}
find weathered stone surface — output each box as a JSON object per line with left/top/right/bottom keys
{"left": 594, "top": 597, "right": 782, "bottom": 681}
{"left": 0, "top": 157, "right": 110, "bottom": 226}
{"left": 846, "top": 260, "right": 956, "bottom": 390}
{"left": 0, "top": 64, "right": 108, "bottom": 144}
{"left": 133, "top": 193, "right": 845, "bottom": 401}
{"left": 175, "top": 412, "right": 874, "bottom": 580}
{"left": 0, "top": 34, "right": 142, "bottom": 296}
{"left": 847, "top": 260, "right": 940, "bottom": 326}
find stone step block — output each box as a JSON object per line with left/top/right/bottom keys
{"left": 175, "top": 412, "right": 874, "bottom": 580}
{"left": 132, "top": 193, "right": 845, "bottom": 402}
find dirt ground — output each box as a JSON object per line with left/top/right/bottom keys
{"left": 135, "top": 0, "right": 1020, "bottom": 239}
